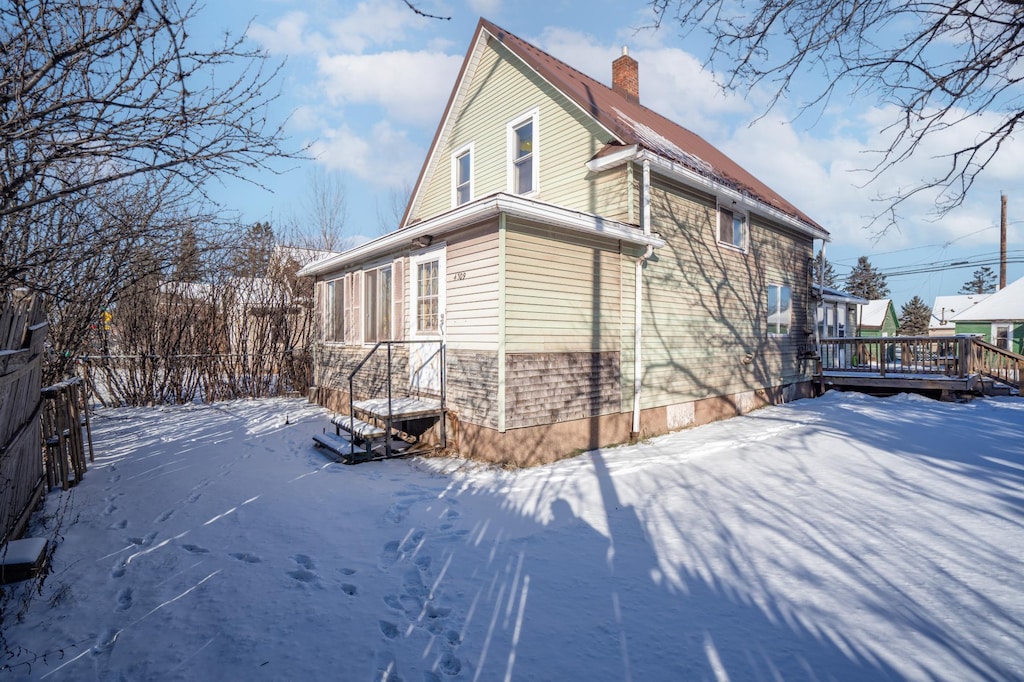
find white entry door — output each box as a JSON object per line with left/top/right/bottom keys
{"left": 408, "top": 244, "right": 446, "bottom": 395}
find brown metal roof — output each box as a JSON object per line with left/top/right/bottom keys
{"left": 402, "top": 19, "right": 825, "bottom": 235}
{"left": 479, "top": 18, "right": 824, "bottom": 233}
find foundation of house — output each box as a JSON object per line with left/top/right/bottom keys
{"left": 311, "top": 381, "right": 814, "bottom": 467}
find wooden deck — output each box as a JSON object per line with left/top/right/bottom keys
{"left": 818, "top": 335, "right": 1020, "bottom": 396}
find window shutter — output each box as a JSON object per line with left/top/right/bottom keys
{"left": 393, "top": 257, "right": 405, "bottom": 340}
{"left": 350, "top": 271, "right": 362, "bottom": 344}
{"left": 316, "top": 281, "right": 326, "bottom": 341}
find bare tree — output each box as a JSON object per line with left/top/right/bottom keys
{"left": 650, "top": 0, "right": 1024, "bottom": 225}
{"left": 0, "top": 0, "right": 293, "bottom": 289}
{"left": 377, "top": 181, "right": 412, "bottom": 235}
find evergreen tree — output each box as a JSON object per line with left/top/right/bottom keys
{"left": 813, "top": 252, "right": 838, "bottom": 288}
{"left": 173, "top": 225, "right": 202, "bottom": 283}
{"left": 230, "top": 222, "right": 276, "bottom": 278}
{"left": 899, "top": 296, "right": 932, "bottom": 335}
{"left": 958, "top": 266, "right": 997, "bottom": 294}
{"left": 844, "top": 256, "right": 890, "bottom": 299}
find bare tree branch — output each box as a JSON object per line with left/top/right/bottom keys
{"left": 650, "top": 0, "right": 1024, "bottom": 229}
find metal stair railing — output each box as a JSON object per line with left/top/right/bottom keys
{"left": 347, "top": 339, "right": 446, "bottom": 460}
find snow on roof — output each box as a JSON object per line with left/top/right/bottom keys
{"left": 930, "top": 293, "right": 991, "bottom": 330}
{"left": 859, "top": 299, "right": 892, "bottom": 328}
{"left": 948, "top": 276, "right": 1024, "bottom": 321}
{"left": 814, "top": 284, "right": 868, "bottom": 305}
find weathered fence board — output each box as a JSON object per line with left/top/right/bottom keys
{"left": 0, "top": 293, "right": 47, "bottom": 544}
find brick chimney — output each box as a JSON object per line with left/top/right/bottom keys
{"left": 612, "top": 46, "right": 639, "bottom": 102}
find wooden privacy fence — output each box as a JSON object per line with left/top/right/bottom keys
{"left": 0, "top": 293, "right": 47, "bottom": 545}
{"left": 41, "top": 378, "right": 93, "bottom": 490}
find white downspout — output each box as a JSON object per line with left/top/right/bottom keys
{"left": 631, "top": 159, "right": 652, "bottom": 440}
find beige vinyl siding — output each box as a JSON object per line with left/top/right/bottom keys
{"left": 413, "top": 38, "right": 614, "bottom": 223}
{"left": 445, "top": 222, "right": 500, "bottom": 351}
{"left": 640, "top": 177, "right": 813, "bottom": 409}
{"left": 505, "top": 220, "right": 623, "bottom": 353}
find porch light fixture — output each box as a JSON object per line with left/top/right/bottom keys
{"left": 412, "top": 235, "right": 433, "bottom": 248}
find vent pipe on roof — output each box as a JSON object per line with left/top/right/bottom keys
{"left": 613, "top": 46, "right": 639, "bottom": 103}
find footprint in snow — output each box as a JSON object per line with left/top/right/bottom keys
{"left": 181, "top": 544, "right": 209, "bottom": 554}
{"left": 156, "top": 509, "right": 175, "bottom": 523}
{"left": 116, "top": 588, "right": 132, "bottom": 611}
{"left": 341, "top": 583, "right": 358, "bottom": 596}
{"left": 379, "top": 541, "right": 400, "bottom": 570}
{"left": 339, "top": 567, "right": 356, "bottom": 576}
{"left": 379, "top": 620, "right": 400, "bottom": 639}
{"left": 229, "top": 552, "right": 262, "bottom": 564}
{"left": 110, "top": 563, "right": 126, "bottom": 579}
{"left": 437, "top": 653, "right": 462, "bottom": 676}
{"left": 287, "top": 554, "right": 319, "bottom": 584}
{"left": 107, "top": 519, "right": 128, "bottom": 530}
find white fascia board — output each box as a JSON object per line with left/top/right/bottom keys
{"left": 589, "top": 148, "right": 830, "bottom": 242}
{"left": 298, "top": 194, "right": 664, "bottom": 278}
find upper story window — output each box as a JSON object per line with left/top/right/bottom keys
{"left": 364, "top": 264, "right": 393, "bottom": 344}
{"left": 453, "top": 144, "right": 473, "bottom": 206}
{"left": 717, "top": 202, "right": 748, "bottom": 251}
{"left": 507, "top": 109, "right": 539, "bottom": 195}
{"left": 767, "top": 284, "right": 792, "bottom": 336}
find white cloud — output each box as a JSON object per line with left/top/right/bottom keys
{"left": 248, "top": 12, "right": 327, "bottom": 56}
{"left": 325, "top": 0, "right": 432, "bottom": 53}
{"left": 310, "top": 121, "right": 422, "bottom": 189}
{"left": 467, "top": 0, "right": 503, "bottom": 16}
{"left": 316, "top": 50, "right": 462, "bottom": 126}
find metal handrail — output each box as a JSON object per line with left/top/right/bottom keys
{"left": 347, "top": 339, "right": 447, "bottom": 459}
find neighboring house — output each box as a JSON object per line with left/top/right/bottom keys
{"left": 949, "top": 276, "right": 1024, "bottom": 353}
{"left": 815, "top": 284, "right": 867, "bottom": 339}
{"left": 929, "top": 293, "right": 990, "bottom": 336}
{"left": 858, "top": 299, "right": 899, "bottom": 337}
{"left": 300, "top": 19, "right": 831, "bottom": 465}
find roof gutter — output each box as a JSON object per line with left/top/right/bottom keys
{"left": 588, "top": 146, "right": 830, "bottom": 243}
{"left": 299, "top": 192, "right": 665, "bottom": 278}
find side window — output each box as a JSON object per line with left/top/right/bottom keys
{"left": 325, "top": 278, "right": 344, "bottom": 342}
{"left": 767, "top": 284, "right": 792, "bottom": 336}
{"left": 717, "top": 203, "right": 748, "bottom": 251}
{"left": 364, "top": 265, "right": 393, "bottom": 344}
{"left": 507, "top": 109, "right": 538, "bottom": 195}
{"left": 409, "top": 245, "right": 446, "bottom": 338}
{"left": 453, "top": 144, "right": 473, "bottom": 206}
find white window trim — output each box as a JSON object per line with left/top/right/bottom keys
{"left": 324, "top": 277, "right": 345, "bottom": 345}
{"left": 506, "top": 107, "right": 540, "bottom": 196}
{"left": 767, "top": 283, "right": 792, "bottom": 337}
{"left": 451, "top": 142, "right": 474, "bottom": 208}
{"left": 992, "top": 322, "right": 1011, "bottom": 350}
{"left": 716, "top": 199, "right": 749, "bottom": 253}
{"left": 408, "top": 243, "right": 446, "bottom": 340}
{"left": 362, "top": 261, "right": 394, "bottom": 345}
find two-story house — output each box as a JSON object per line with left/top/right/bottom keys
{"left": 299, "top": 19, "right": 830, "bottom": 465}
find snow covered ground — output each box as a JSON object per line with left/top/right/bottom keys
{"left": 2, "top": 392, "right": 1023, "bottom": 681}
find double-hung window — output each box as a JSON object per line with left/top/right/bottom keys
{"left": 453, "top": 144, "right": 473, "bottom": 206}
{"left": 409, "top": 245, "right": 445, "bottom": 338}
{"left": 717, "top": 203, "right": 748, "bottom": 251}
{"left": 767, "top": 284, "right": 792, "bottom": 336}
{"left": 325, "top": 278, "right": 344, "bottom": 342}
{"left": 364, "top": 265, "right": 393, "bottom": 344}
{"left": 508, "top": 109, "right": 538, "bottom": 195}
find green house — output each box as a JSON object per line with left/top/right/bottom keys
{"left": 300, "top": 19, "right": 831, "bottom": 465}
{"left": 951, "top": 276, "right": 1024, "bottom": 353}
{"left": 858, "top": 299, "right": 899, "bottom": 337}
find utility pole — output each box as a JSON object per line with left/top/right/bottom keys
{"left": 1000, "top": 193, "right": 1007, "bottom": 290}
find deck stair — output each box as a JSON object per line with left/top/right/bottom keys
{"left": 312, "top": 340, "right": 447, "bottom": 464}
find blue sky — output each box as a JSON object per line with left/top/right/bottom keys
{"left": 197, "top": 0, "right": 1023, "bottom": 310}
